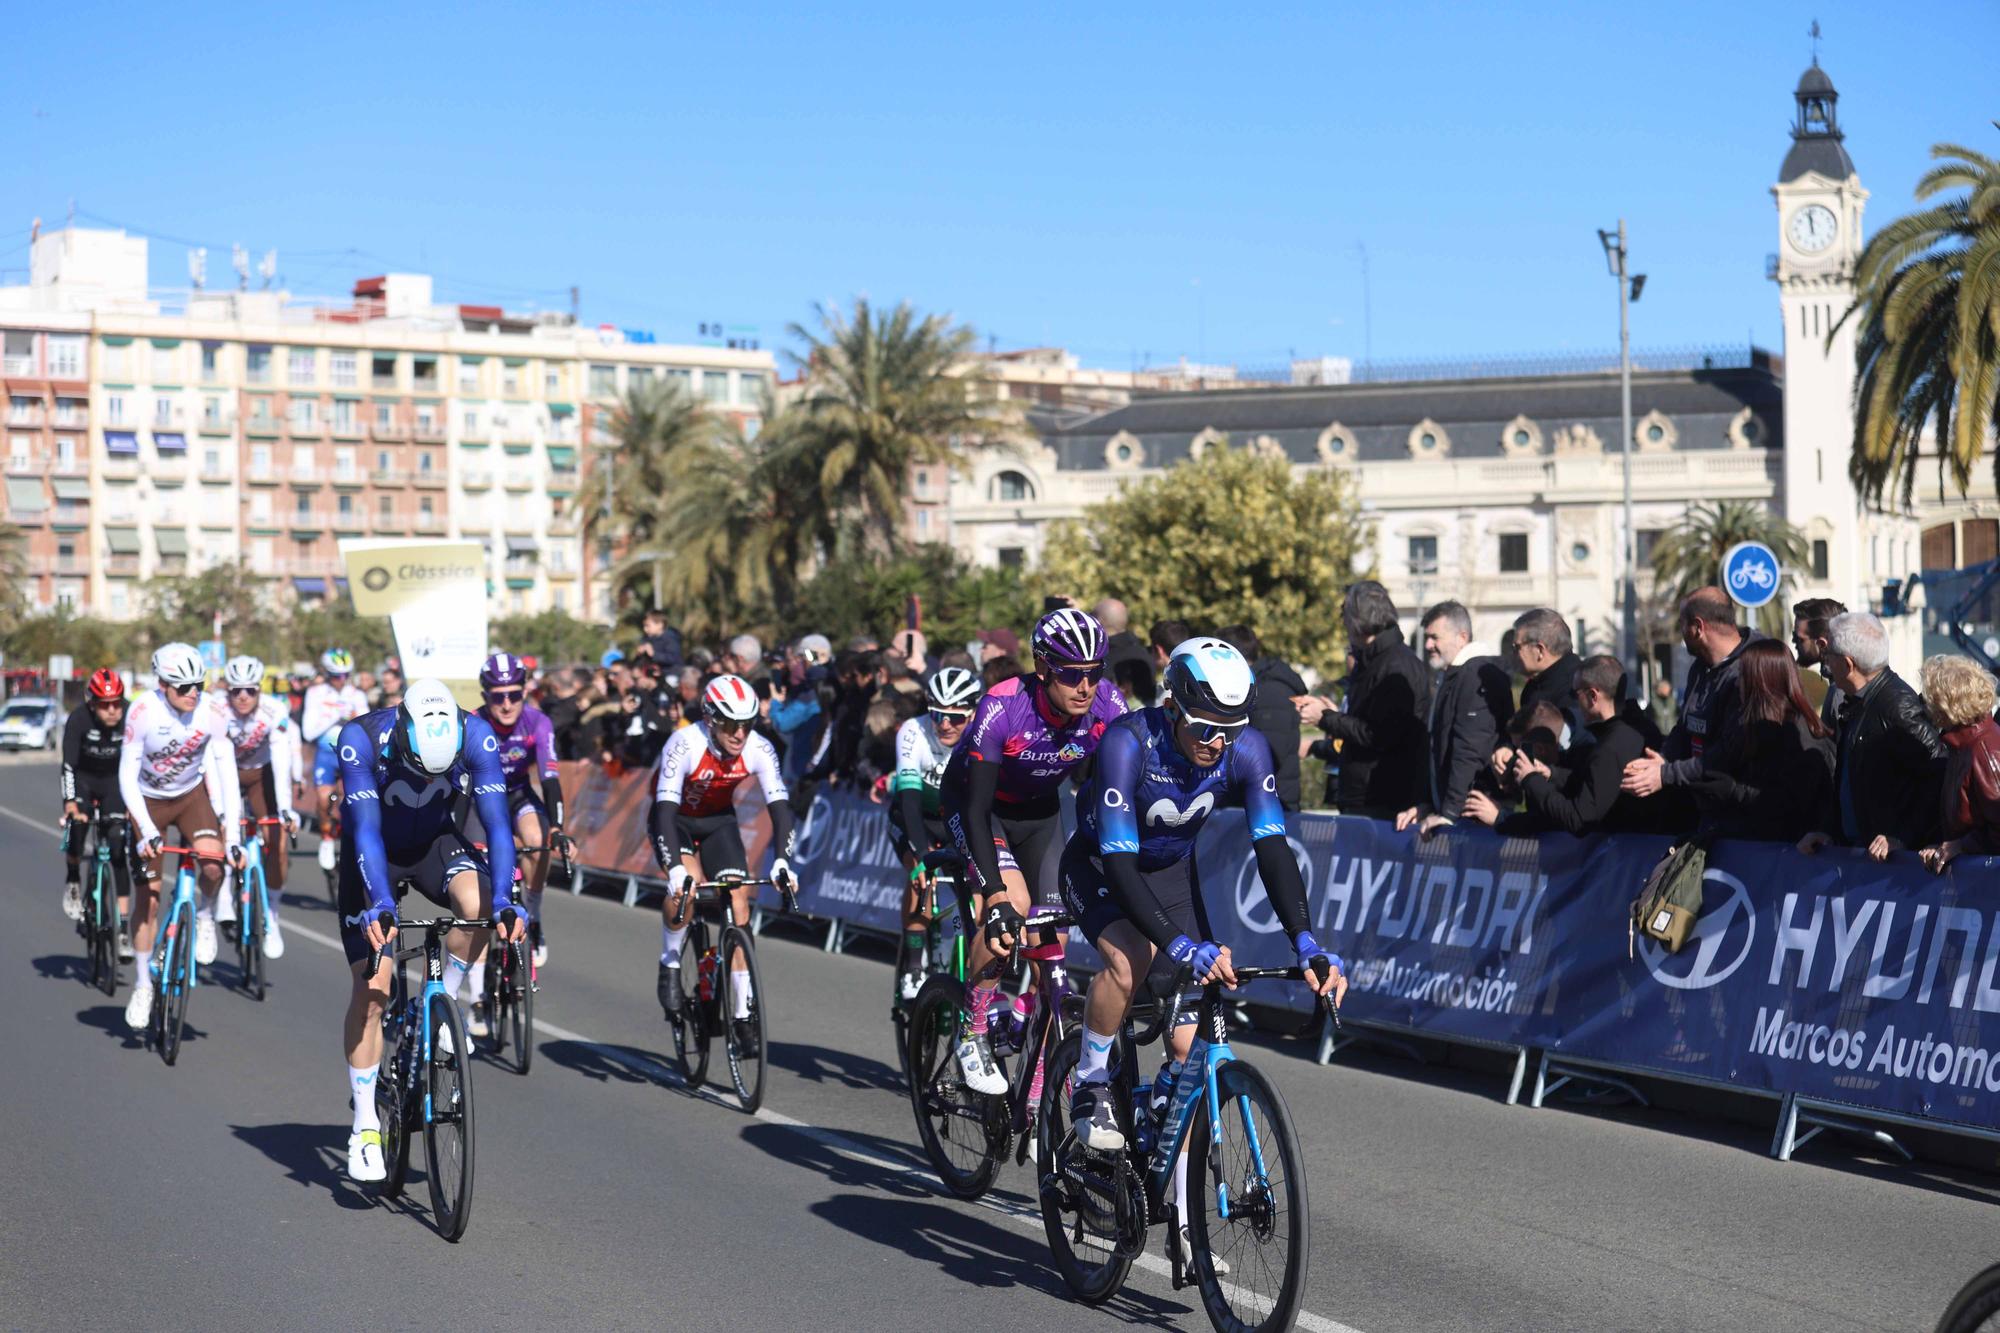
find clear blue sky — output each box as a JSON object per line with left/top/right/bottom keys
{"left": 9, "top": 2, "right": 1995, "bottom": 371}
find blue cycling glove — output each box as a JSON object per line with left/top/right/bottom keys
{"left": 1168, "top": 933, "right": 1223, "bottom": 980}
{"left": 1294, "top": 930, "right": 1343, "bottom": 978}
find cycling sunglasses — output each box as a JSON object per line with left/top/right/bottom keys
{"left": 163, "top": 680, "right": 202, "bottom": 696}
{"left": 929, "top": 708, "right": 973, "bottom": 727}
{"left": 1044, "top": 662, "right": 1105, "bottom": 687}
{"left": 227, "top": 686, "right": 261, "bottom": 699}
{"left": 1173, "top": 698, "right": 1249, "bottom": 746}
{"left": 485, "top": 689, "right": 525, "bottom": 704}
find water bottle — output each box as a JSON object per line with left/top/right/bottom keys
{"left": 697, "top": 950, "right": 716, "bottom": 1003}
{"left": 1135, "top": 1058, "right": 1181, "bottom": 1159}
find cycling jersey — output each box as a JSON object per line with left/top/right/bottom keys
{"left": 655, "top": 722, "right": 788, "bottom": 817}
{"left": 336, "top": 707, "right": 515, "bottom": 922}
{"left": 302, "top": 682, "right": 370, "bottom": 746}
{"left": 890, "top": 713, "right": 950, "bottom": 816}
{"left": 211, "top": 691, "right": 297, "bottom": 799}
{"left": 481, "top": 702, "right": 565, "bottom": 827}
{"left": 941, "top": 674, "right": 1128, "bottom": 814}
{"left": 61, "top": 703, "right": 124, "bottom": 802}
{"left": 118, "top": 689, "right": 242, "bottom": 846}
{"left": 1080, "top": 706, "right": 1289, "bottom": 869}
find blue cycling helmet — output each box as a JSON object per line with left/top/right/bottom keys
{"left": 601, "top": 648, "right": 625, "bottom": 668}
{"left": 1030, "top": 607, "right": 1106, "bottom": 666}
{"left": 480, "top": 651, "right": 528, "bottom": 690}
{"left": 1163, "top": 637, "right": 1255, "bottom": 723}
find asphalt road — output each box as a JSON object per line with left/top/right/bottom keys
{"left": 0, "top": 754, "right": 1994, "bottom": 1332}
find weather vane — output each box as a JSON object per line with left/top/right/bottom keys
{"left": 1809, "top": 19, "right": 1822, "bottom": 64}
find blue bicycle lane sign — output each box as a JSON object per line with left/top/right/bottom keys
{"left": 1721, "top": 541, "right": 1781, "bottom": 609}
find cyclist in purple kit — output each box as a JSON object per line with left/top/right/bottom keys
{"left": 940, "top": 606, "right": 1128, "bottom": 1094}
{"left": 475, "top": 652, "right": 569, "bottom": 970}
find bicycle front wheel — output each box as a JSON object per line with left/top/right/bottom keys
{"left": 89, "top": 862, "right": 118, "bottom": 995}
{"left": 158, "top": 899, "right": 195, "bottom": 1067}
{"left": 1037, "top": 1029, "right": 1136, "bottom": 1304}
{"left": 1938, "top": 1262, "right": 2000, "bottom": 1333}
{"left": 424, "top": 992, "right": 477, "bottom": 1242}
{"left": 906, "top": 974, "right": 1005, "bottom": 1199}
{"left": 718, "top": 926, "right": 766, "bottom": 1111}
{"left": 510, "top": 941, "right": 534, "bottom": 1075}
{"left": 376, "top": 970, "right": 412, "bottom": 1199}
{"left": 1187, "top": 1060, "right": 1310, "bottom": 1333}
{"left": 241, "top": 877, "right": 266, "bottom": 1002}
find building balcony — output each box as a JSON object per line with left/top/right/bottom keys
{"left": 411, "top": 470, "right": 446, "bottom": 489}
{"left": 53, "top": 556, "right": 85, "bottom": 575}
{"left": 330, "top": 470, "right": 366, "bottom": 489}
{"left": 3, "top": 356, "right": 34, "bottom": 377}
{"left": 546, "top": 566, "right": 578, "bottom": 581}
{"left": 287, "top": 420, "right": 325, "bottom": 440}
{"left": 101, "top": 456, "right": 139, "bottom": 479}
{"left": 289, "top": 466, "right": 326, "bottom": 486}
{"left": 333, "top": 515, "right": 367, "bottom": 534}
{"left": 412, "top": 514, "right": 446, "bottom": 535}
{"left": 372, "top": 374, "right": 400, "bottom": 391}
{"left": 369, "top": 468, "right": 408, "bottom": 486}
{"left": 503, "top": 475, "right": 533, "bottom": 492}
{"left": 330, "top": 421, "right": 366, "bottom": 442}
{"left": 548, "top": 515, "right": 578, "bottom": 537}
{"left": 288, "top": 511, "right": 332, "bottom": 532}
{"left": 105, "top": 554, "right": 140, "bottom": 577}
{"left": 5, "top": 456, "right": 41, "bottom": 476}
{"left": 199, "top": 462, "right": 232, "bottom": 483}
{"left": 371, "top": 513, "right": 406, "bottom": 534}
{"left": 153, "top": 455, "right": 188, "bottom": 481}
{"left": 462, "top": 470, "right": 493, "bottom": 491}
{"left": 413, "top": 422, "right": 445, "bottom": 443}
{"left": 370, "top": 420, "right": 408, "bottom": 442}
{"left": 53, "top": 412, "right": 87, "bottom": 431}
{"left": 8, "top": 408, "right": 46, "bottom": 428}
{"left": 503, "top": 517, "right": 535, "bottom": 534}
{"left": 198, "top": 414, "right": 236, "bottom": 436}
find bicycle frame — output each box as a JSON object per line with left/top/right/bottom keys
{"left": 152, "top": 857, "right": 202, "bottom": 1000}
{"left": 379, "top": 917, "right": 494, "bottom": 1126}
{"left": 84, "top": 813, "right": 126, "bottom": 934}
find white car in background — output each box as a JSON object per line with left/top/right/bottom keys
{"left": 0, "top": 697, "right": 61, "bottom": 751}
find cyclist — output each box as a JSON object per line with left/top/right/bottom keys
{"left": 117, "top": 643, "right": 245, "bottom": 1032}
{"left": 941, "top": 606, "right": 1127, "bottom": 1095}
{"left": 888, "top": 665, "right": 981, "bottom": 1000}
{"left": 475, "top": 651, "right": 569, "bottom": 969}
{"left": 302, "top": 648, "right": 368, "bottom": 874}
{"left": 337, "top": 677, "right": 522, "bottom": 1184}
{"left": 61, "top": 668, "right": 138, "bottom": 946}
{"left": 650, "top": 674, "right": 799, "bottom": 1049}
{"left": 1060, "top": 639, "right": 1345, "bottom": 1195}
{"left": 214, "top": 655, "right": 299, "bottom": 960}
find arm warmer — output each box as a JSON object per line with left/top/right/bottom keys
{"left": 649, "top": 798, "right": 683, "bottom": 872}
{"left": 1252, "top": 835, "right": 1313, "bottom": 941}
{"left": 767, "top": 798, "right": 796, "bottom": 860}
{"left": 896, "top": 784, "right": 928, "bottom": 847}
{"left": 541, "top": 772, "right": 566, "bottom": 829}
{"left": 61, "top": 707, "right": 84, "bottom": 803}
{"left": 957, "top": 758, "right": 1007, "bottom": 894}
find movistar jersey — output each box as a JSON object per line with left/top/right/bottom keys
{"left": 337, "top": 706, "right": 516, "bottom": 919}
{"left": 1079, "top": 706, "right": 1289, "bottom": 870}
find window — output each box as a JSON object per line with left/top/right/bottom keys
{"left": 250, "top": 445, "right": 271, "bottom": 476}
{"left": 737, "top": 372, "right": 766, "bottom": 404}
{"left": 1498, "top": 532, "right": 1529, "bottom": 574}
{"left": 152, "top": 343, "right": 177, "bottom": 381}
{"left": 55, "top": 397, "right": 85, "bottom": 426}
{"left": 545, "top": 368, "right": 560, "bottom": 395}
{"left": 628, "top": 367, "right": 654, "bottom": 394}
{"left": 997, "top": 547, "right": 1025, "bottom": 570}
{"left": 990, "top": 470, "right": 1034, "bottom": 502}
{"left": 106, "top": 395, "right": 125, "bottom": 426}
{"left": 459, "top": 359, "right": 482, "bottom": 393}
{"left": 2, "top": 331, "right": 30, "bottom": 376}
{"left": 417, "top": 451, "right": 435, "bottom": 475}
{"left": 246, "top": 345, "right": 272, "bottom": 383}
{"left": 701, "top": 370, "right": 729, "bottom": 403}
{"left": 378, "top": 494, "right": 393, "bottom": 519}
{"left": 249, "top": 398, "right": 274, "bottom": 426}
{"left": 664, "top": 368, "right": 692, "bottom": 389}
{"left": 553, "top": 588, "right": 568, "bottom": 613}
{"left": 337, "top": 494, "right": 355, "bottom": 520}
{"left": 107, "top": 586, "right": 124, "bottom": 616}
{"left": 371, "top": 355, "right": 396, "bottom": 387}
{"left": 916, "top": 509, "right": 931, "bottom": 536}
{"left": 413, "top": 357, "right": 438, "bottom": 389}
{"left": 154, "top": 396, "right": 174, "bottom": 426}
{"left": 375, "top": 404, "right": 392, "bottom": 431}
{"left": 290, "top": 399, "right": 317, "bottom": 430}
{"left": 294, "top": 492, "right": 311, "bottom": 518}
{"left": 55, "top": 436, "right": 75, "bottom": 469}
{"left": 419, "top": 497, "right": 435, "bottom": 521}
{"left": 103, "top": 343, "right": 128, "bottom": 378}
{"left": 334, "top": 447, "right": 356, "bottom": 479}
{"left": 201, "top": 343, "right": 221, "bottom": 381}
{"left": 502, "top": 364, "right": 520, "bottom": 394}
{"left": 374, "top": 449, "right": 390, "bottom": 472}
{"left": 1811, "top": 540, "right": 1830, "bottom": 581}
{"left": 47, "top": 336, "right": 82, "bottom": 379}
{"left": 1636, "top": 528, "right": 1664, "bottom": 566}
{"left": 330, "top": 350, "right": 358, "bottom": 388}
{"left": 7, "top": 434, "right": 28, "bottom": 465}
{"left": 204, "top": 447, "right": 222, "bottom": 474}
{"left": 415, "top": 406, "right": 436, "bottom": 434}
{"left": 202, "top": 396, "right": 224, "bottom": 426}
{"left": 7, "top": 395, "right": 36, "bottom": 423}
{"left": 332, "top": 399, "right": 357, "bottom": 432}
{"left": 462, "top": 409, "right": 479, "bottom": 435}
{"left": 288, "top": 347, "right": 317, "bottom": 385}
{"left": 1408, "top": 535, "right": 1439, "bottom": 576}
{"left": 588, "top": 364, "right": 616, "bottom": 398}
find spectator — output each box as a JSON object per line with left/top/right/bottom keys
{"left": 639, "top": 608, "right": 684, "bottom": 674}
{"left": 1396, "top": 601, "right": 1511, "bottom": 835}
{"left": 937, "top": 646, "right": 975, "bottom": 675}
{"left": 1097, "top": 597, "right": 1151, "bottom": 687}
{"left": 542, "top": 666, "right": 587, "bottom": 761}
{"left": 376, "top": 664, "right": 405, "bottom": 710}
{"left": 770, "top": 649, "right": 829, "bottom": 785}
{"left": 599, "top": 684, "right": 667, "bottom": 771}
{"left": 355, "top": 669, "right": 378, "bottom": 701}
{"left": 1621, "top": 587, "right": 1757, "bottom": 807}
{"left": 1295, "top": 581, "right": 1430, "bottom": 819}
{"left": 1647, "top": 677, "right": 1677, "bottom": 737}
{"left": 1149, "top": 619, "right": 1193, "bottom": 673}
{"left": 890, "top": 628, "right": 928, "bottom": 678}
{"left": 1464, "top": 654, "right": 1652, "bottom": 835}
{"left": 722, "top": 633, "right": 764, "bottom": 681}
{"left": 980, "top": 654, "right": 1021, "bottom": 688}
{"left": 1800, "top": 611, "right": 1947, "bottom": 861}
{"left": 1791, "top": 596, "right": 1847, "bottom": 730}
{"left": 1680, "top": 640, "right": 1834, "bottom": 842}
{"left": 975, "top": 628, "right": 1020, "bottom": 665}
{"left": 1511, "top": 608, "right": 1587, "bottom": 745}
{"left": 676, "top": 666, "right": 701, "bottom": 715}
{"left": 605, "top": 658, "right": 635, "bottom": 703}
{"left": 1220, "top": 623, "right": 1307, "bottom": 812}
{"left": 1919, "top": 655, "right": 2000, "bottom": 873}
{"left": 807, "top": 650, "right": 880, "bottom": 786}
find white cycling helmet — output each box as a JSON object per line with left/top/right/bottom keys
{"left": 151, "top": 642, "right": 206, "bottom": 687}
{"left": 926, "top": 666, "right": 981, "bottom": 714}
{"left": 701, "top": 673, "right": 760, "bottom": 724}
{"left": 320, "top": 648, "right": 354, "bottom": 676}
{"left": 223, "top": 655, "right": 265, "bottom": 689}
{"left": 397, "top": 677, "right": 463, "bottom": 776}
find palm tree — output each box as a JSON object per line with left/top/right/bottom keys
{"left": 1839, "top": 131, "right": 2000, "bottom": 503}
{"left": 1648, "top": 500, "right": 1811, "bottom": 636}
{"left": 785, "top": 298, "right": 1017, "bottom": 558}
{"left": 580, "top": 378, "right": 725, "bottom": 621}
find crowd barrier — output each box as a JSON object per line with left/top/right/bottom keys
{"left": 553, "top": 760, "right": 2000, "bottom": 1162}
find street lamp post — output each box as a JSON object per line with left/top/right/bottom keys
{"left": 1598, "top": 220, "right": 1644, "bottom": 676}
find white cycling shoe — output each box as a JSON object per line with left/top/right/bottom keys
{"left": 954, "top": 1029, "right": 1007, "bottom": 1096}
{"left": 61, "top": 882, "right": 83, "bottom": 922}
{"left": 1180, "top": 1226, "right": 1230, "bottom": 1277}
{"left": 262, "top": 917, "right": 285, "bottom": 960}
{"left": 124, "top": 982, "right": 154, "bottom": 1031}
{"left": 318, "top": 839, "right": 337, "bottom": 872}
{"left": 463, "top": 1005, "right": 491, "bottom": 1041}
{"left": 347, "top": 1129, "right": 387, "bottom": 1183}
{"left": 194, "top": 917, "right": 219, "bottom": 966}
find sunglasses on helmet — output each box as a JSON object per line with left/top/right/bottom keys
{"left": 1172, "top": 697, "right": 1248, "bottom": 746}
{"left": 1044, "top": 662, "right": 1104, "bottom": 687}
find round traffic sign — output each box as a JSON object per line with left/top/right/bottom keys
{"left": 1720, "top": 541, "right": 1781, "bottom": 609}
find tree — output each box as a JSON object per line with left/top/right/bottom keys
{"left": 137, "top": 561, "right": 271, "bottom": 655}
{"left": 1840, "top": 131, "right": 2000, "bottom": 503}
{"left": 1039, "top": 446, "right": 1373, "bottom": 674}
{"left": 785, "top": 298, "right": 1016, "bottom": 558}
{"left": 0, "top": 521, "right": 27, "bottom": 640}
{"left": 783, "top": 544, "right": 1037, "bottom": 654}
{"left": 1647, "top": 500, "right": 1811, "bottom": 637}
{"left": 490, "top": 608, "right": 612, "bottom": 668}
{"left": 6, "top": 608, "right": 135, "bottom": 674}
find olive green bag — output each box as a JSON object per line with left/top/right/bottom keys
{"left": 1630, "top": 839, "right": 1708, "bottom": 955}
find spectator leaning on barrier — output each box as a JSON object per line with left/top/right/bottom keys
{"left": 1918, "top": 654, "right": 2000, "bottom": 873}
{"left": 1621, "top": 587, "right": 1756, "bottom": 809}
{"left": 1680, "top": 640, "right": 1834, "bottom": 843}
{"left": 1511, "top": 607, "right": 1588, "bottom": 746}
{"left": 1790, "top": 596, "right": 1847, "bottom": 731}
{"left": 1799, "top": 611, "right": 1948, "bottom": 862}
{"left": 1296, "top": 581, "right": 1430, "bottom": 820}
{"left": 1397, "top": 601, "right": 1511, "bottom": 836}
{"left": 1464, "top": 654, "right": 1651, "bottom": 836}
{"left": 1220, "top": 623, "right": 1308, "bottom": 812}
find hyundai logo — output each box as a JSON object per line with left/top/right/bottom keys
{"left": 1234, "top": 835, "right": 1311, "bottom": 934}
{"left": 1640, "top": 869, "right": 1756, "bottom": 990}
{"left": 793, "top": 793, "right": 836, "bottom": 864}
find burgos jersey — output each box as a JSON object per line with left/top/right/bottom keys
{"left": 1079, "top": 707, "right": 1289, "bottom": 871}
{"left": 655, "top": 722, "right": 787, "bottom": 818}
{"left": 942, "top": 673, "right": 1128, "bottom": 811}
{"left": 890, "top": 713, "right": 950, "bottom": 815}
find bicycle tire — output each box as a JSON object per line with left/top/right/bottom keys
{"left": 1188, "top": 1060, "right": 1310, "bottom": 1333}
{"left": 424, "top": 990, "right": 476, "bottom": 1242}
{"left": 1037, "top": 1029, "right": 1136, "bottom": 1304}
{"left": 243, "top": 876, "right": 266, "bottom": 1003}
{"left": 89, "top": 859, "right": 118, "bottom": 996}
{"left": 670, "top": 929, "right": 711, "bottom": 1089}
{"left": 482, "top": 948, "right": 509, "bottom": 1059}
{"left": 376, "top": 968, "right": 412, "bottom": 1199}
{"left": 510, "top": 940, "right": 534, "bottom": 1075}
{"left": 718, "top": 925, "right": 766, "bottom": 1111}
{"left": 906, "top": 974, "right": 1005, "bottom": 1199}
{"left": 1938, "top": 1262, "right": 2000, "bottom": 1333}
{"left": 159, "top": 899, "right": 195, "bottom": 1067}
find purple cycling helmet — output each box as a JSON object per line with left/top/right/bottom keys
{"left": 479, "top": 651, "right": 528, "bottom": 691}
{"left": 1031, "top": 606, "right": 1107, "bottom": 665}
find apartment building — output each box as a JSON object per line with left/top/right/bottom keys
{"left": 0, "top": 227, "right": 774, "bottom": 623}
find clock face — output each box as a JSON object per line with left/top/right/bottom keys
{"left": 1789, "top": 203, "right": 1838, "bottom": 254}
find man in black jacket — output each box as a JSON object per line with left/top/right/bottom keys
{"left": 1220, "top": 623, "right": 1308, "bottom": 811}
{"left": 1799, "top": 610, "right": 1946, "bottom": 859}
{"left": 1096, "top": 598, "right": 1153, "bottom": 702}
{"left": 1621, "top": 587, "right": 1756, "bottom": 822}
{"left": 1791, "top": 596, "right": 1847, "bottom": 732}
{"left": 1511, "top": 607, "right": 1587, "bottom": 746}
{"left": 1466, "top": 655, "right": 1651, "bottom": 835}
{"left": 1296, "top": 581, "right": 1430, "bottom": 819}
{"left": 1396, "top": 601, "right": 1511, "bottom": 835}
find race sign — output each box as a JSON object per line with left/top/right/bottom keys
{"left": 1721, "top": 540, "right": 1781, "bottom": 609}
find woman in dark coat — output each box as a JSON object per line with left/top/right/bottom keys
{"left": 1681, "top": 640, "right": 1833, "bottom": 842}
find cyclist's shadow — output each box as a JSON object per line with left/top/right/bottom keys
{"left": 765, "top": 1039, "right": 901, "bottom": 1093}
{"left": 229, "top": 1122, "right": 404, "bottom": 1214}
{"left": 73, "top": 1005, "right": 206, "bottom": 1052}
{"left": 31, "top": 953, "right": 92, "bottom": 984}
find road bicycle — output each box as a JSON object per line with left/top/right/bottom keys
{"left": 892, "top": 849, "right": 969, "bottom": 1086}
{"left": 230, "top": 816, "right": 292, "bottom": 1002}
{"left": 1038, "top": 962, "right": 1337, "bottom": 1333}
{"left": 480, "top": 838, "right": 569, "bottom": 1076}
{"left": 368, "top": 914, "right": 491, "bottom": 1242}
{"left": 143, "top": 845, "right": 205, "bottom": 1067}
{"left": 318, "top": 805, "right": 342, "bottom": 906}
{"left": 63, "top": 811, "right": 127, "bottom": 997}
{"left": 664, "top": 872, "right": 797, "bottom": 1111}
{"left": 1937, "top": 1261, "right": 2000, "bottom": 1333}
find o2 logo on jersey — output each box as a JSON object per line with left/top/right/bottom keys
{"left": 1261, "top": 774, "right": 1277, "bottom": 794}
{"left": 1101, "top": 788, "right": 1128, "bottom": 811}
{"left": 482, "top": 733, "right": 499, "bottom": 752}
{"left": 339, "top": 744, "right": 358, "bottom": 764}
{"left": 1145, "top": 792, "right": 1215, "bottom": 828}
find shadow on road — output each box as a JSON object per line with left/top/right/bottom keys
{"left": 766, "top": 1039, "right": 902, "bottom": 1093}
{"left": 32, "top": 952, "right": 93, "bottom": 984}
{"left": 540, "top": 1038, "right": 680, "bottom": 1091}
{"left": 229, "top": 1122, "right": 392, "bottom": 1213}
{"left": 741, "top": 1118, "right": 937, "bottom": 1196}
{"left": 74, "top": 1003, "right": 206, "bottom": 1052}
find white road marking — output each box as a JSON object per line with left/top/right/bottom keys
{"left": 5, "top": 792, "right": 1362, "bottom": 1333}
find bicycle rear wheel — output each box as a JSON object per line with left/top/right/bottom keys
{"left": 1938, "top": 1261, "right": 2000, "bottom": 1333}
{"left": 906, "top": 974, "right": 1006, "bottom": 1199}
{"left": 1187, "top": 1060, "right": 1310, "bottom": 1333}
{"left": 376, "top": 968, "right": 412, "bottom": 1199}
{"left": 424, "top": 991, "right": 476, "bottom": 1242}
{"left": 158, "top": 898, "right": 195, "bottom": 1067}
{"left": 482, "top": 949, "right": 509, "bottom": 1059}
{"left": 670, "top": 931, "right": 710, "bottom": 1089}
{"left": 1037, "top": 1029, "right": 1137, "bottom": 1304}
{"left": 89, "top": 861, "right": 118, "bottom": 995}
{"left": 241, "top": 877, "right": 266, "bottom": 1002}
{"left": 511, "top": 941, "right": 534, "bottom": 1075}
{"left": 718, "top": 926, "right": 766, "bottom": 1111}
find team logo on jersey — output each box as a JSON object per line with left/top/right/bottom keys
{"left": 1146, "top": 792, "right": 1215, "bottom": 828}
{"left": 1102, "top": 788, "right": 1128, "bottom": 810}
{"left": 1055, "top": 741, "right": 1087, "bottom": 763}
{"left": 383, "top": 776, "right": 449, "bottom": 809}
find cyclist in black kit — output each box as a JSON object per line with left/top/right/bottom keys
{"left": 61, "top": 668, "right": 140, "bottom": 947}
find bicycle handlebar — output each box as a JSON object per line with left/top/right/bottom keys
{"left": 364, "top": 914, "right": 502, "bottom": 974}
{"left": 1158, "top": 960, "right": 1342, "bottom": 1032}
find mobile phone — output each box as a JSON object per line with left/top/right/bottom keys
{"left": 905, "top": 594, "right": 921, "bottom": 631}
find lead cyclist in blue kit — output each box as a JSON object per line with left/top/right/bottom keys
{"left": 1059, "top": 637, "right": 1346, "bottom": 1260}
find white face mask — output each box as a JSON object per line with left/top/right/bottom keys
{"left": 1557, "top": 722, "right": 1572, "bottom": 750}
